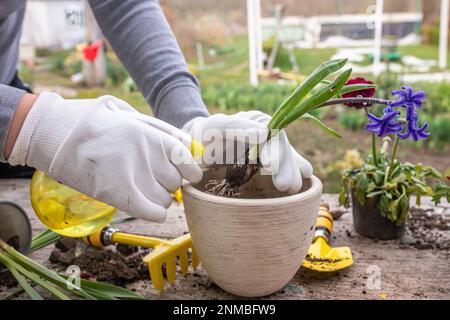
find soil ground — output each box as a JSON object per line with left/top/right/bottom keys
{"left": 1, "top": 179, "right": 449, "bottom": 300}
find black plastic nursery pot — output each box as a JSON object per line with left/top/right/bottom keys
{"left": 351, "top": 190, "right": 407, "bottom": 240}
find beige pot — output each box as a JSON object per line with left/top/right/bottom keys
{"left": 182, "top": 166, "right": 322, "bottom": 297}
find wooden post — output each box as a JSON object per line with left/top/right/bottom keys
{"left": 439, "top": 0, "right": 449, "bottom": 69}
{"left": 254, "top": 0, "right": 264, "bottom": 72}
{"left": 196, "top": 42, "right": 205, "bottom": 69}
{"left": 373, "top": 0, "right": 384, "bottom": 76}
{"left": 267, "top": 5, "right": 284, "bottom": 70}
{"left": 83, "top": 1, "right": 106, "bottom": 87}
{"left": 247, "top": 0, "right": 258, "bottom": 86}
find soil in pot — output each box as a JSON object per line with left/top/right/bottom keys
{"left": 351, "top": 190, "right": 406, "bottom": 240}
{"left": 200, "top": 165, "right": 311, "bottom": 199}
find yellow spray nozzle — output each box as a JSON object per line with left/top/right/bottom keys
{"left": 190, "top": 139, "right": 205, "bottom": 160}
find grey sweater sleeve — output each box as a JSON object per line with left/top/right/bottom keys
{"left": 0, "top": 84, "right": 25, "bottom": 162}
{"left": 88, "top": 0, "right": 209, "bottom": 128}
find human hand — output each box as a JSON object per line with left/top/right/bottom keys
{"left": 183, "top": 111, "right": 313, "bottom": 194}
{"left": 8, "top": 93, "right": 202, "bottom": 222}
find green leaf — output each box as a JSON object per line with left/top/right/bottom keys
{"left": 0, "top": 242, "right": 96, "bottom": 300}
{"left": 58, "top": 275, "right": 145, "bottom": 300}
{"left": 355, "top": 188, "right": 366, "bottom": 205}
{"left": 10, "top": 257, "right": 70, "bottom": 300}
{"left": 367, "top": 190, "right": 383, "bottom": 198}
{"left": 427, "top": 166, "right": 443, "bottom": 179}
{"left": 397, "top": 195, "right": 409, "bottom": 225}
{"left": 415, "top": 183, "right": 429, "bottom": 194}
{"left": 432, "top": 182, "right": 450, "bottom": 205}
{"left": 30, "top": 229, "right": 61, "bottom": 253}
{"left": 338, "top": 83, "right": 376, "bottom": 96}
{"left": 269, "top": 58, "right": 348, "bottom": 129}
{"left": 278, "top": 68, "right": 352, "bottom": 129}
{"left": 379, "top": 194, "right": 390, "bottom": 215}
{"left": 339, "top": 188, "right": 349, "bottom": 207}
{"left": 0, "top": 255, "right": 43, "bottom": 300}
{"left": 366, "top": 182, "right": 377, "bottom": 193}
{"left": 355, "top": 173, "right": 370, "bottom": 190}
{"left": 300, "top": 113, "right": 342, "bottom": 139}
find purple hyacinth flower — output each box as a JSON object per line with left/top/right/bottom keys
{"left": 398, "top": 113, "right": 430, "bottom": 141}
{"left": 390, "top": 86, "right": 426, "bottom": 121}
{"left": 366, "top": 109, "right": 403, "bottom": 137}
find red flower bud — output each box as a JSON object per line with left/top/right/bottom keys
{"left": 342, "top": 77, "right": 375, "bottom": 109}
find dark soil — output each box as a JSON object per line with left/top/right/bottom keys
{"left": 0, "top": 236, "right": 22, "bottom": 287}
{"left": 49, "top": 238, "right": 150, "bottom": 286}
{"left": 0, "top": 270, "right": 17, "bottom": 288}
{"left": 198, "top": 165, "right": 307, "bottom": 199}
{"left": 400, "top": 208, "right": 450, "bottom": 250}
{"left": 330, "top": 209, "right": 347, "bottom": 220}
{"left": 206, "top": 163, "right": 260, "bottom": 198}
{"left": 55, "top": 237, "right": 77, "bottom": 252}
{"left": 6, "top": 236, "right": 21, "bottom": 251}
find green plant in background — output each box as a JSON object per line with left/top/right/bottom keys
{"left": 105, "top": 52, "right": 129, "bottom": 86}
{"left": 416, "top": 82, "right": 450, "bottom": 116}
{"left": 202, "top": 82, "right": 296, "bottom": 113}
{"left": 409, "top": 115, "right": 450, "bottom": 151}
{"left": 432, "top": 178, "right": 450, "bottom": 205}
{"left": 339, "top": 84, "right": 446, "bottom": 225}
{"left": 375, "top": 68, "right": 401, "bottom": 100}
{"left": 48, "top": 48, "right": 129, "bottom": 86}
{"left": 338, "top": 110, "right": 366, "bottom": 131}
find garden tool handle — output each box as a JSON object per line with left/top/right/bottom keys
{"left": 82, "top": 226, "right": 170, "bottom": 249}
{"left": 313, "top": 204, "right": 333, "bottom": 243}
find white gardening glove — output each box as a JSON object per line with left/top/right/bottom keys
{"left": 8, "top": 92, "right": 202, "bottom": 222}
{"left": 183, "top": 111, "right": 313, "bottom": 194}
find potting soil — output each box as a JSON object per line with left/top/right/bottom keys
{"left": 49, "top": 238, "right": 150, "bottom": 286}
{"left": 401, "top": 207, "right": 450, "bottom": 250}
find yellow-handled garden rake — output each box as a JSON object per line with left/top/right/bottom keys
{"left": 82, "top": 228, "right": 199, "bottom": 290}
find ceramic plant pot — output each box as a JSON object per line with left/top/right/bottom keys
{"left": 182, "top": 166, "right": 322, "bottom": 297}
{"left": 351, "top": 190, "right": 407, "bottom": 240}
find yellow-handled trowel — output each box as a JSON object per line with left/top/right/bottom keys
{"left": 302, "top": 204, "right": 353, "bottom": 272}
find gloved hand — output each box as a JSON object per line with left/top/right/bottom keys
{"left": 8, "top": 93, "right": 202, "bottom": 222}
{"left": 183, "top": 111, "right": 313, "bottom": 194}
